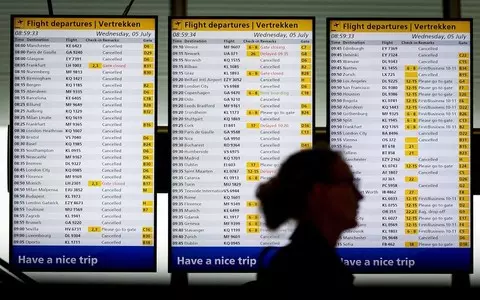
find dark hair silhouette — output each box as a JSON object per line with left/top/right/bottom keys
{"left": 255, "top": 143, "right": 342, "bottom": 229}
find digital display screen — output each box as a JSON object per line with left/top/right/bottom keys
{"left": 328, "top": 18, "right": 473, "bottom": 273}
{"left": 10, "top": 16, "right": 157, "bottom": 272}
{"left": 169, "top": 17, "right": 315, "bottom": 272}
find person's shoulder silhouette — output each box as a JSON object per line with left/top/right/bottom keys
{"left": 254, "top": 143, "right": 363, "bottom": 289}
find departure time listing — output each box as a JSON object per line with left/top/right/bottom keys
{"left": 11, "top": 16, "right": 157, "bottom": 272}
{"left": 328, "top": 19, "right": 472, "bottom": 273}
{"left": 170, "top": 18, "right": 314, "bottom": 272}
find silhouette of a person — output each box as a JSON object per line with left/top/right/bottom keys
{"left": 254, "top": 144, "right": 363, "bottom": 289}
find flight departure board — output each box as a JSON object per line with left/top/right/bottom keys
{"left": 327, "top": 18, "right": 473, "bottom": 273}
{"left": 10, "top": 16, "right": 157, "bottom": 272}
{"left": 169, "top": 17, "right": 315, "bottom": 272}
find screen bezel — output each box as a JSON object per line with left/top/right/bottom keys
{"left": 325, "top": 17, "right": 474, "bottom": 274}
{"left": 9, "top": 14, "right": 159, "bottom": 272}
{"left": 167, "top": 16, "right": 316, "bottom": 273}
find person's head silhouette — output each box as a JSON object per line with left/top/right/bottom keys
{"left": 256, "top": 143, "right": 363, "bottom": 246}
